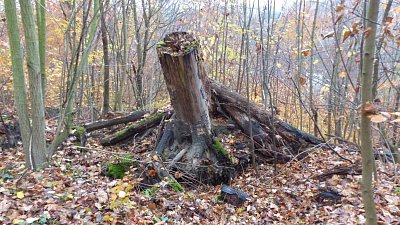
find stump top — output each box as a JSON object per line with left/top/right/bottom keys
{"left": 157, "top": 32, "right": 199, "bottom": 56}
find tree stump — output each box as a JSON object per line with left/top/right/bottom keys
{"left": 156, "top": 32, "right": 234, "bottom": 184}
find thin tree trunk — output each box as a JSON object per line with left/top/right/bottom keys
{"left": 4, "top": 0, "right": 32, "bottom": 168}
{"left": 309, "top": 0, "right": 319, "bottom": 137}
{"left": 100, "top": 0, "right": 110, "bottom": 116}
{"left": 20, "top": 0, "right": 47, "bottom": 169}
{"left": 36, "top": 0, "right": 46, "bottom": 103}
{"left": 360, "top": 0, "right": 380, "bottom": 223}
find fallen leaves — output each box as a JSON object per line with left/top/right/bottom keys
{"left": 1, "top": 120, "right": 400, "bottom": 224}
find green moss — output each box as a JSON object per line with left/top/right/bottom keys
{"left": 213, "top": 138, "right": 229, "bottom": 158}
{"left": 103, "top": 154, "right": 137, "bottom": 179}
{"left": 106, "top": 164, "right": 127, "bottom": 179}
{"left": 112, "top": 112, "right": 164, "bottom": 138}
{"left": 72, "top": 126, "right": 86, "bottom": 136}
{"left": 167, "top": 178, "right": 184, "bottom": 193}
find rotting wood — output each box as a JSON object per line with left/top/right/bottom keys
{"left": 100, "top": 112, "right": 165, "bottom": 146}
{"left": 84, "top": 110, "right": 148, "bottom": 132}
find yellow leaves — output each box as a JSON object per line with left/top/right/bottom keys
{"left": 338, "top": 71, "right": 347, "bottom": 78}
{"left": 236, "top": 207, "right": 244, "bottom": 214}
{"left": 276, "top": 63, "right": 282, "bottom": 68}
{"left": 342, "top": 28, "right": 353, "bottom": 43}
{"left": 313, "top": 60, "right": 319, "bottom": 65}
{"left": 13, "top": 218, "right": 24, "bottom": 224}
{"left": 321, "top": 84, "right": 330, "bottom": 93}
{"left": 16, "top": 191, "right": 24, "bottom": 199}
{"left": 393, "top": 7, "right": 400, "bottom": 14}
{"left": 103, "top": 214, "right": 114, "bottom": 222}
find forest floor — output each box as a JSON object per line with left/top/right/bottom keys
{"left": 0, "top": 113, "right": 400, "bottom": 224}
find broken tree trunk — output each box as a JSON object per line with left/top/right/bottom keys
{"left": 84, "top": 110, "right": 148, "bottom": 132}
{"left": 100, "top": 112, "right": 165, "bottom": 146}
{"left": 156, "top": 32, "right": 234, "bottom": 184}
{"left": 209, "top": 79, "right": 323, "bottom": 157}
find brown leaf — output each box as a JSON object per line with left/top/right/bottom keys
{"left": 322, "top": 31, "right": 335, "bottom": 40}
{"left": 338, "top": 71, "right": 347, "bottom": 78}
{"left": 364, "top": 27, "right": 372, "bottom": 38}
{"left": 386, "top": 16, "right": 393, "bottom": 23}
{"left": 384, "top": 27, "right": 395, "bottom": 40}
{"left": 148, "top": 202, "right": 157, "bottom": 210}
{"left": 299, "top": 76, "right": 306, "bottom": 86}
{"left": 361, "top": 102, "right": 378, "bottom": 115}
{"left": 335, "top": 4, "right": 345, "bottom": 13}
{"left": 256, "top": 42, "right": 262, "bottom": 53}
{"left": 351, "top": 20, "right": 361, "bottom": 34}
{"left": 147, "top": 169, "right": 157, "bottom": 177}
{"left": 301, "top": 49, "right": 311, "bottom": 57}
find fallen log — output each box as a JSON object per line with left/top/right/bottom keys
{"left": 84, "top": 110, "right": 148, "bottom": 132}
{"left": 100, "top": 112, "right": 165, "bottom": 146}
{"left": 209, "top": 79, "right": 323, "bottom": 153}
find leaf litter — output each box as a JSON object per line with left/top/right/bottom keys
{"left": 0, "top": 123, "right": 399, "bottom": 224}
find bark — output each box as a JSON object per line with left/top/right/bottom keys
{"left": 4, "top": 0, "right": 32, "bottom": 166}
{"left": 156, "top": 32, "right": 234, "bottom": 184}
{"left": 100, "top": 0, "right": 110, "bottom": 116}
{"left": 101, "top": 112, "right": 165, "bottom": 146}
{"left": 115, "top": 0, "right": 128, "bottom": 111}
{"left": 20, "top": 0, "right": 47, "bottom": 169}
{"left": 84, "top": 110, "right": 148, "bottom": 132}
{"left": 360, "top": 0, "right": 380, "bottom": 223}
{"left": 36, "top": 0, "right": 46, "bottom": 102}
{"left": 209, "top": 79, "right": 323, "bottom": 151}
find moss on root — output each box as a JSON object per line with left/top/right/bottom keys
{"left": 213, "top": 138, "right": 229, "bottom": 158}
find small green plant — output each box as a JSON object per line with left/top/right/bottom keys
{"left": 103, "top": 153, "right": 136, "bottom": 179}
{"left": 167, "top": 178, "right": 184, "bottom": 193}
{"left": 106, "top": 164, "right": 127, "bottom": 179}
{"left": 156, "top": 40, "right": 166, "bottom": 48}
{"left": 72, "top": 126, "right": 86, "bottom": 136}
{"left": 144, "top": 185, "right": 160, "bottom": 198}
{"left": 216, "top": 193, "right": 223, "bottom": 201}
{"left": 0, "top": 167, "right": 14, "bottom": 181}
